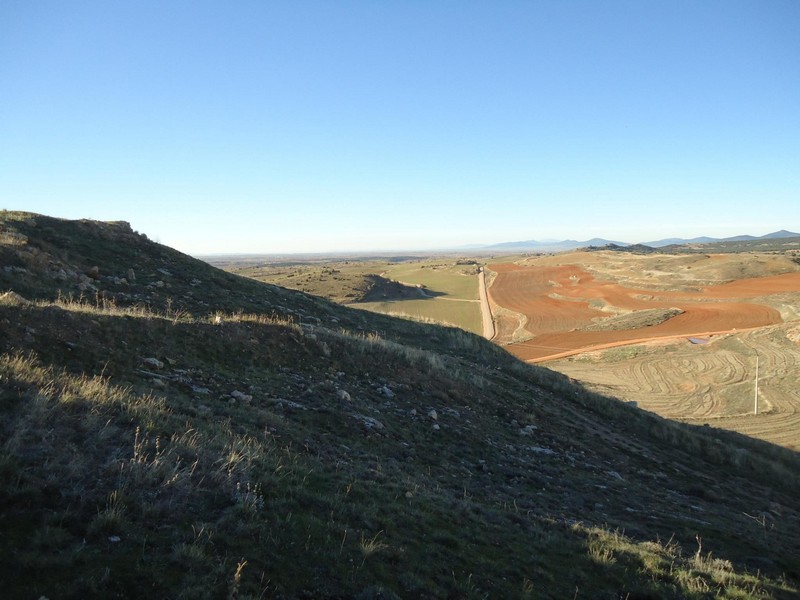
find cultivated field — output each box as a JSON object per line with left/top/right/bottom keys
{"left": 219, "top": 257, "right": 486, "bottom": 334}
{"left": 548, "top": 324, "right": 800, "bottom": 450}
{"left": 487, "top": 251, "right": 800, "bottom": 361}
{"left": 486, "top": 250, "right": 800, "bottom": 448}
{"left": 354, "top": 260, "right": 483, "bottom": 333}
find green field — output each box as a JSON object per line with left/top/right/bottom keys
{"left": 380, "top": 261, "right": 480, "bottom": 300}
{"left": 218, "top": 256, "right": 486, "bottom": 334}
{"left": 354, "top": 296, "right": 482, "bottom": 334}
{"left": 351, "top": 260, "right": 482, "bottom": 333}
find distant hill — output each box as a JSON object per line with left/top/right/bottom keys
{"left": 471, "top": 231, "right": 800, "bottom": 254}
{"left": 644, "top": 236, "right": 717, "bottom": 247}
{"left": 480, "top": 237, "right": 628, "bottom": 252}
{"left": 1, "top": 211, "right": 799, "bottom": 598}
{"left": 644, "top": 230, "right": 800, "bottom": 248}
{"left": 763, "top": 229, "right": 800, "bottom": 239}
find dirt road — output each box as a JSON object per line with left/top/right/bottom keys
{"left": 478, "top": 268, "right": 495, "bottom": 340}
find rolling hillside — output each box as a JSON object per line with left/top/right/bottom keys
{"left": 1, "top": 211, "right": 799, "bottom": 599}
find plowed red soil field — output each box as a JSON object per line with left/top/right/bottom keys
{"left": 488, "top": 262, "right": 800, "bottom": 362}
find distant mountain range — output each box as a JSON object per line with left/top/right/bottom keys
{"left": 643, "top": 230, "right": 800, "bottom": 248}
{"left": 475, "top": 230, "right": 800, "bottom": 253}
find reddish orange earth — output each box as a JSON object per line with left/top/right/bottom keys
{"left": 487, "top": 263, "right": 800, "bottom": 362}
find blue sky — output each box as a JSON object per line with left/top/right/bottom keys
{"left": 1, "top": 1, "right": 798, "bottom": 254}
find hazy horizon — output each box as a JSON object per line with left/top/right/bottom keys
{"left": 192, "top": 227, "right": 799, "bottom": 258}
{"left": 2, "top": 2, "right": 798, "bottom": 254}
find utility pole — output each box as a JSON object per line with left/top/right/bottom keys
{"left": 754, "top": 353, "right": 759, "bottom": 415}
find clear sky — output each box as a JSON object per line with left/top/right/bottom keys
{"left": 1, "top": 1, "right": 798, "bottom": 254}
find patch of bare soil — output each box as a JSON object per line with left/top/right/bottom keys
{"left": 488, "top": 257, "right": 800, "bottom": 362}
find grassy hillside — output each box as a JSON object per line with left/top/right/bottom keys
{"left": 1, "top": 211, "right": 799, "bottom": 599}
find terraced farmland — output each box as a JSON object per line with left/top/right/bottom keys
{"left": 549, "top": 324, "right": 800, "bottom": 449}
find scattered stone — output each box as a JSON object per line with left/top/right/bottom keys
{"left": 231, "top": 390, "right": 253, "bottom": 402}
{"left": 519, "top": 424, "right": 538, "bottom": 436}
{"left": 142, "top": 357, "right": 164, "bottom": 369}
{"left": 528, "top": 446, "right": 557, "bottom": 456}
{"left": 192, "top": 386, "right": 211, "bottom": 395}
{"left": 409, "top": 408, "right": 417, "bottom": 417}
{"left": 379, "top": 385, "right": 395, "bottom": 399}
{"left": 53, "top": 268, "right": 68, "bottom": 281}
{"left": 432, "top": 423, "right": 440, "bottom": 431}
{"left": 280, "top": 399, "right": 307, "bottom": 410}
{"left": 427, "top": 409, "right": 438, "bottom": 421}
{"left": 157, "top": 268, "right": 172, "bottom": 276}
{"left": 127, "top": 268, "right": 136, "bottom": 282}
{"left": 190, "top": 278, "right": 201, "bottom": 286}
{"left": 337, "top": 389, "right": 352, "bottom": 402}
{"left": 108, "top": 535, "right": 121, "bottom": 543}
{"left": 352, "top": 414, "right": 384, "bottom": 430}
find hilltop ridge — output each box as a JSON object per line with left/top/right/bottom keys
{"left": 1, "top": 211, "right": 799, "bottom": 599}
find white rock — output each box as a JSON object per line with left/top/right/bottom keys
{"left": 231, "top": 390, "right": 253, "bottom": 402}
{"left": 142, "top": 357, "right": 164, "bottom": 369}
{"left": 353, "top": 414, "right": 384, "bottom": 430}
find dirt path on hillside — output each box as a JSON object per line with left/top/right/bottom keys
{"left": 478, "top": 267, "right": 495, "bottom": 340}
